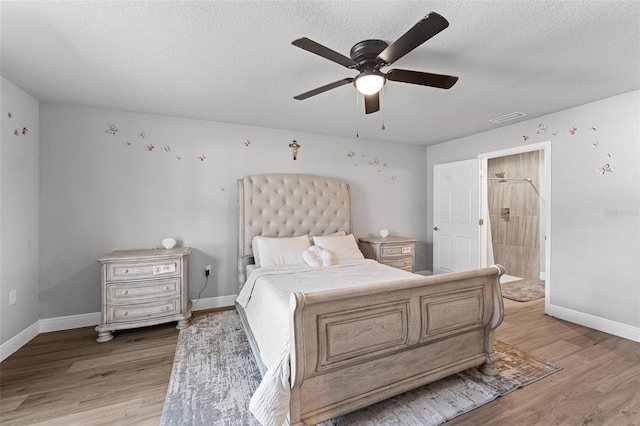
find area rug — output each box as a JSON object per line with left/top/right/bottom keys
{"left": 501, "top": 279, "right": 545, "bottom": 302}
{"left": 161, "top": 310, "right": 560, "bottom": 426}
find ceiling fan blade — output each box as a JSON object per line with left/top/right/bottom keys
{"left": 386, "top": 69, "right": 458, "bottom": 89}
{"left": 377, "top": 12, "right": 449, "bottom": 66}
{"left": 293, "top": 78, "right": 354, "bottom": 100}
{"left": 364, "top": 92, "right": 380, "bottom": 114}
{"left": 292, "top": 37, "right": 358, "bottom": 68}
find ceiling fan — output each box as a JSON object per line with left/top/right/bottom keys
{"left": 292, "top": 12, "right": 458, "bottom": 114}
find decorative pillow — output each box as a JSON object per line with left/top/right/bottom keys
{"left": 312, "top": 234, "right": 364, "bottom": 261}
{"left": 253, "top": 235, "right": 311, "bottom": 267}
{"left": 303, "top": 246, "right": 335, "bottom": 268}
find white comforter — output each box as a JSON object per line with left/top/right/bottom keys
{"left": 236, "top": 260, "right": 416, "bottom": 426}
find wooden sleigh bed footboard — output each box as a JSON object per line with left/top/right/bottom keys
{"left": 287, "top": 264, "right": 504, "bottom": 426}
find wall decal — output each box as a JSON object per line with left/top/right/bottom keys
{"left": 289, "top": 140, "right": 301, "bottom": 160}
{"left": 596, "top": 163, "right": 612, "bottom": 175}
{"left": 369, "top": 158, "right": 380, "bottom": 166}
{"left": 552, "top": 131, "right": 557, "bottom": 136}
{"left": 105, "top": 124, "right": 119, "bottom": 135}
{"left": 568, "top": 126, "right": 577, "bottom": 135}
{"left": 537, "top": 124, "right": 548, "bottom": 134}
{"left": 145, "top": 144, "right": 155, "bottom": 151}
{"left": 391, "top": 175, "right": 397, "bottom": 180}
{"left": 13, "top": 127, "right": 29, "bottom": 137}
{"left": 162, "top": 146, "right": 171, "bottom": 152}
{"left": 346, "top": 151, "right": 355, "bottom": 158}
{"left": 7, "top": 112, "right": 12, "bottom": 118}
{"left": 606, "top": 153, "right": 613, "bottom": 158}
{"left": 199, "top": 154, "right": 206, "bottom": 161}
{"left": 588, "top": 124, "right": 599, "bottom": 132}
{"left": 125, "top": 141, "right": 132, "bottom": 146}
{"left": 592, "top": 141, "right": 599, "bottom": 147}
{"left": 138, "top": 132, "right": 146, "bottom": 139}
{"left": 244, "top": 139, "right": 251, "bottom": 147}
{"left": 176, "top": 155, "right": 182, "bottom": 160}
{"left": 522, "top": 135, "right": 529, "bottom": 141}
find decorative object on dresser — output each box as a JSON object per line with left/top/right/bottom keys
{"left": 358, "top": 235, "right": 416, "bottom": 272}
{"left": 95, "top": 247, "right": 192, "bottom": 343}
{"left": 161, "top": 237, "right": 177, "bottom": 249}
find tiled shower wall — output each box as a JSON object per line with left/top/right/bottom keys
{"left": 488, "top": 151, "right": 540, "bottom": 279}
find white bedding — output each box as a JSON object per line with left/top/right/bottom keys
{"left": 236, "top": 259, "right": 417, "bottom": 426}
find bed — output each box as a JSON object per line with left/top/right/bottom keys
{"left": 236, "top": 173, "right": 504, "bottom": 426}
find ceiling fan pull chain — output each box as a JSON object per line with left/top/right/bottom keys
{"left": 381, "top": 87, "right": 385, "bottom": 130}
{"left": 355, "top": 90, "right": 360, "bottom": 138}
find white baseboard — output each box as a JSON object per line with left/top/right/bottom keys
{"left": 0, "top": 321, "right": 39, "bottom": 363}
{"left": 39, "top": 312, "right": 101, "bottom": 333}
{"left": 547, "top": 303, "right": 640, "bottom": 343}
{"left": 0, "top": 295, "right": 238, "bottom": 363}
{"left": 191, "top": 294, "right": 238, "bottom": 311}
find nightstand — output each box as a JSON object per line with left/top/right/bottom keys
{"left": 95, "top": 247, "right": 192, "bottom": 342}
{"left": 358, "top": 236, "right": 416, "bottom": 272}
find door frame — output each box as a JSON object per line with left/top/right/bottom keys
{"left": 478, "top": 141, "right": 551, "bottom": 313}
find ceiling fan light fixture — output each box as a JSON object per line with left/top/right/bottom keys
{"left": 354, "top": 72, "right": 386, "bottom": 95}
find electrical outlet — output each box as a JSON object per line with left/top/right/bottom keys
{"left": 9, "top": 290, "right": 17, "bottom": 306}
{"left": 205, "top": 265, "right": 211, "bottom": 276}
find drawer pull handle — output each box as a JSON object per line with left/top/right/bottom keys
{"left": 123, "top": 311, "right": 128, "bottom": 316}
{"left": 122, "top": 290, "right": 128, "bottom": 295}
{"left": 124, "top": 269, "right": 129, "bottom": 274}
{"left": 164, "top": 286, "right": 170, "bottom": 290}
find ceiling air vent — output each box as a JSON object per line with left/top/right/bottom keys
{"left": 489, "top": 112, "right": 527, "bottom": 124}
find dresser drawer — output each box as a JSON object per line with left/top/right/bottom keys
{"left": 382, "top": 257, "right": 413, "bottom": 270}
{"left": 381, "top": 244, "right": 413, "bottom": 257}
{"left": 107, "top": 298, "right": 180, "bottom": 323}
{"left": 107, "top": 259, "right": 181, "bottom": 281}
{"left": 107, "top": 278, "right": 180, "bottom": 303}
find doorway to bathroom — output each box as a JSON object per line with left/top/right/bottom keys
{"left": 479, "top": 142, "right": 551, "bottom": 307}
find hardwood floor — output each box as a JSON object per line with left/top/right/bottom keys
{"left": 1, "top": 300, "right": 639, "bottom": 425}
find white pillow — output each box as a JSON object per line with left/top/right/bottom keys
{"left": 303, "top": 246, "right": 335, "bottom": 268}
{"left": 253, "top": 235, "right": 310, "bottom": 267}
{"left": 252, "top": 231, "right": 345, "bottom": 266}
{"left": 313, "top": 234, "right": 364, "bottom": 261}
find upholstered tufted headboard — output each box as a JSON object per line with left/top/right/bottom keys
{"left": 237, "top": 174, "right": 352, "bottom": 286}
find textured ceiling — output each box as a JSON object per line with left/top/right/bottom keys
{"left": 2, "top": 1, "right": 639, "bottom": 146}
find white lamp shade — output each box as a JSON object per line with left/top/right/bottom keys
{"left": 354, "top": 73, "right": 385, "bottom": 95}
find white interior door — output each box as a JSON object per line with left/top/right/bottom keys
{"left": 433, "top": 159, "right": 480, "bottom": 274}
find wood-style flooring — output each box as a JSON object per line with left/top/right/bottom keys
{"left": 1, "top": 300, "right": 639, "bottom": 425}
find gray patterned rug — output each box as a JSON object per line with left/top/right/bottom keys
{"left": 501, "top": 279, "right": 545, "bottom": 302}
{"left": 161, "top": 310, "right": 560, "bottom": 426}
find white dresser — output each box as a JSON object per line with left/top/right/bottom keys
{"left": 95, "top": 247, "right": 191, "bottom": 343}
{"left": 358, "top": 236, "right": 416, "bottom": 273}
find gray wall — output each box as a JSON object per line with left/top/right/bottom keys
{"left": 38, "top": 103, "right": 428, "bottom": 319}
{"left": 1, "top": 77, "right": 40, "bottom": 345}
{"left": 427, "top": 90, "right": 640, "bottom": 330}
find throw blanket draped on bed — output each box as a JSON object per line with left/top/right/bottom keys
{"left": 236, "top": 260, "right": 417, "bottom": 425}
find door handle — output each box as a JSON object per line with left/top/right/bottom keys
{"left": 433, "top": 226, "right": 439, "bottom": 231}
